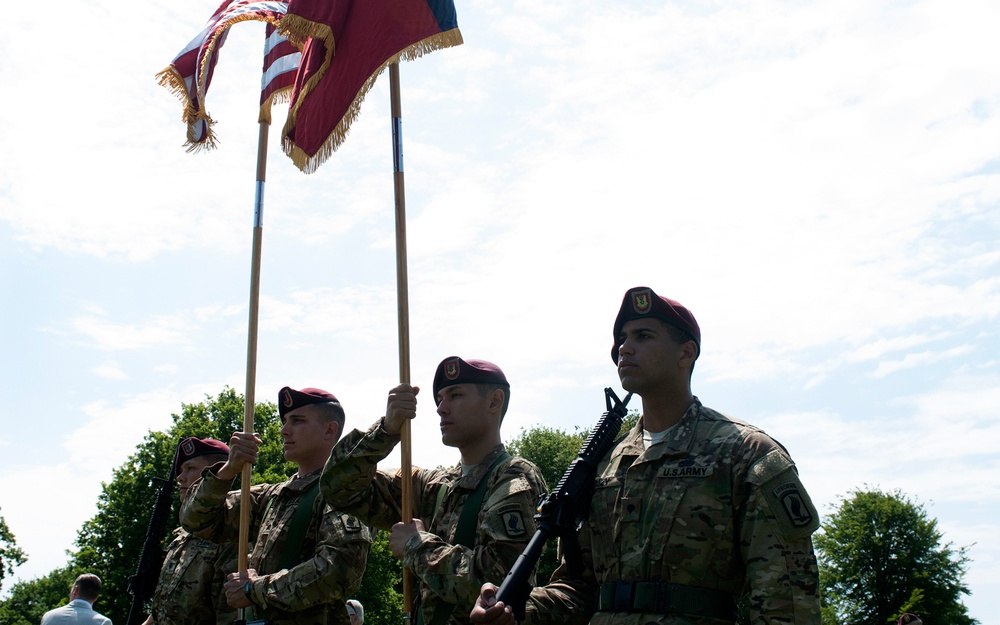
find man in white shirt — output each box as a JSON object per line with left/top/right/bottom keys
{"left": 40, "top": 574, "right": 112, "bottom": 625}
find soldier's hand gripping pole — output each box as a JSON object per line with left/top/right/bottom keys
{"left": 495, "top": 388, "right": 632, "bottom": 620}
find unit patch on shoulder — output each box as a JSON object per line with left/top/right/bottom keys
{"left": 341, "top": 514, "right": 363, "bottom": 533}
{"left": 760, "top": 475, "right": 820, "bottom": 539}
{"left": 499, "top": 504, "right": 527, "bottom": 538}
{"left": 772, "top": 482, "right": 814, "bottom": 528}
{"left": 749, "top": 449, "right": 820, "bottom": 539}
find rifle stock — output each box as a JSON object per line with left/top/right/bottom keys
{"left": 127, "top": 474, "right": 176, "bottom": 625}
{"left": 496, "top": 388, "right": 632, "bottom": 619}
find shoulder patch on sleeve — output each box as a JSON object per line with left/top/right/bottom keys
{"left": 498, "top": 504, "right": 528, "bottom": 538}
{"left": 748, "top": 449, "right": 819, "bottom": 538}
{"left": 340, "top": 513, "right": 364, "bottom": 533}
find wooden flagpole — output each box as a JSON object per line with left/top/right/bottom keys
{"left": 237, "top": 119, "right": 269, "bottom": 621}
{"left": 389, "top": 61, "right": 415, "bottom": 624}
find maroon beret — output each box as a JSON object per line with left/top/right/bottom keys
{"left": 898, "top": 615, "right": 921, "bottom": 625}
{"left": 173, "top": 437, "right": 230, "bottom": 476}
{"left": 611, "top": 286, "right": 701, "bottom": 363}
{"left": 278, "top": 386, "right": 340, "bottom": 420}
{"left": 432, "top": 357, "right": 509, "bottom": 405}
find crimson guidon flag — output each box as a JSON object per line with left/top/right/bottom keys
{"left": 278, "top": 0, "right": 462, "bottom": 173}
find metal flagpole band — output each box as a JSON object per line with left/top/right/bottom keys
{"left": 254, "top": 180, "right": 265, "bottom": 228}
{"left": 392, "top": 117, "right": 404, "bottom": 173}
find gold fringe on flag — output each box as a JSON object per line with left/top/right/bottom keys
{"left": 155, "top": 65, "right": 219, "bottom": 152}
{"left": 282, "top": 27, "right": 464, "bottom": 174}
{"left": 259, "top": 87, "right": 294, "bottom": 126}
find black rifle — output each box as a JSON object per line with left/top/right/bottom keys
{"left": 126, "top": 472, "right": 176, "bottom": 625}
{"left": 496, "top": 387, "right": 632, "bottom": 620}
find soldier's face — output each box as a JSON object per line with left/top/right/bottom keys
{"left": 616, "top": 318, "right": 688, "bottom": 394}
{"left": 177, "top": 456, "right": 217, "bottom": 502}
{"left": 280, "top": 406, "right": 335, "bottom": 466}
{"left": 435, "top": 383, "right": 492, "bottom": 450}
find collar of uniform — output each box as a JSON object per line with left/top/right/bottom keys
{"left": 455, "top": 444, "right": 507, "bottom": 489}
{"left": 286, "top": 468, "right": 322, "bottom": 492}
{"left": 634, "top": 398, "right": 702, "bottom": 463}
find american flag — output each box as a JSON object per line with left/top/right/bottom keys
{"left": 157, "top": 0, "right": 290, "bottom": 151}
{"left": 259, "top": 23, "right": 301, "bottom": 125}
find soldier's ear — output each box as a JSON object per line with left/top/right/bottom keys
{"left": 489, "top": 388, "right": 504, "bottom": 413}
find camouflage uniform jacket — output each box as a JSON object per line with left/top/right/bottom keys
{"left": 150, "top": 527, "right": 237, "bottom": 625}
{"left": 523, "top": 398, "right": 821, "bottom": 625}
{"left": 320, "top": 420, "right": 548, "bottom": 625}
{"left": 180, "top": 467, "right": 372, "bottom": 625}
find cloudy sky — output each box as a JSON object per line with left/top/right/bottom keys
{"left": 1, "top": 0, "right": 997, "bottom": 620}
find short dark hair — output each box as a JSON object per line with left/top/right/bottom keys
{"left": 74, "top": 574, "right": 102, "bottom": 601}
{"left": 311, "top": 401, "right": 347, "bottom": 441}
{"left": 657, "top": 318, "right": 698, "bottom": 376}
{"left": 476, "top": 383, "right": 511, "bottom": 421}
{"left": 201, "top": 453, "right": 229, "bottom": 466}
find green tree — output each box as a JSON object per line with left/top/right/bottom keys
{"left": 815, "top": 487, "right": 976, "bottom": 625}
{"left": 0, "top": 511, "right": 27, "bottom": 593}
{"left": 353, "top": 530, "right": 403, "bottom": 625}
{"left": 68, "top": 387, "right": 284, "bottom": 624}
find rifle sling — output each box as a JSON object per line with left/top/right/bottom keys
{"left": 423, "top": 452, "right": 510, "bottom": 625}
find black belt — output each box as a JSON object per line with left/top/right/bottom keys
{"left": 597, "top": 581, "right": 737, "bottom": 621}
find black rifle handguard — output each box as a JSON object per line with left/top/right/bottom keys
{"left": 495, "top": 388, "right": 632, "bottom": 620}
{"left": 127, "top": 473, "right": 176, "bottom": 625}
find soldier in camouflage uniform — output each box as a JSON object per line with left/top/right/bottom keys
{"left": 320, "top": 357, "right": 548, "bottom": 625}
{"left": 181, "top": 387, "right": 372, "bottom": 625}
{"left": 143, "top": 437, "right": 236, "bottom": 625}
{"left": 472, "top": 287, "right": 821, "bottom": 625}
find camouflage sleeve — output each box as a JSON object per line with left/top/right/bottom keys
{"left": 248, "top": 502, "right": 372, "bottom": 613}
{"left": 741, "top": 447, "right": 822, "bottom": 624}
{"left": 320, "top": 419, "right": 405, "bottom": 531}
{"left": 402, "top": 459, "right": 549, "bottom": 610}
{"left": 212, "top": 541, "right": 239, "bottom": 625}
{"left": 179, "top": 468, "right": 241, "bottom": 542}
{"left": 518, "top": 518, "right": 598, "bottom": 625}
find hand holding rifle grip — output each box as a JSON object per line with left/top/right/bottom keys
{"left": 495, "top": 388, "right": 632, "bottom": 620}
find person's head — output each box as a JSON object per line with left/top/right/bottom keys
{"left": 898, "top": 614, "right": 922, "bottom": 625}
{"left": 278, "top": 386, "right": 346, "bottom": 470}
{"left": 173, "top": 437, "right": 230, "bottom": 502}
{"left": 346, "top": 599, "right": 364, "bottom": 625}
{"left": 70, "top": 573, "right": 102, "bottom": 603}
{"left": 432, "top": 357, "right": 509, "bottom": 448}
{"left": 612, "top": 287, "right": 700, "bottom": 394}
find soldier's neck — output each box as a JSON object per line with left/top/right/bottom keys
{"left": 640, "top": 390, "right": 693, "bottom": 433}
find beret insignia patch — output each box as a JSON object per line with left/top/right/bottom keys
{"left": 282, "top": 389, "right": 294, "bottom": 408}
{"left": 631, "top": 289, "right": 652, "bottom": 315}
{"left": 445, "top": 359, "right": 460, "bottom": 380}
{"left": 181, "top": 439, "right": 195, "bottom": 456}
